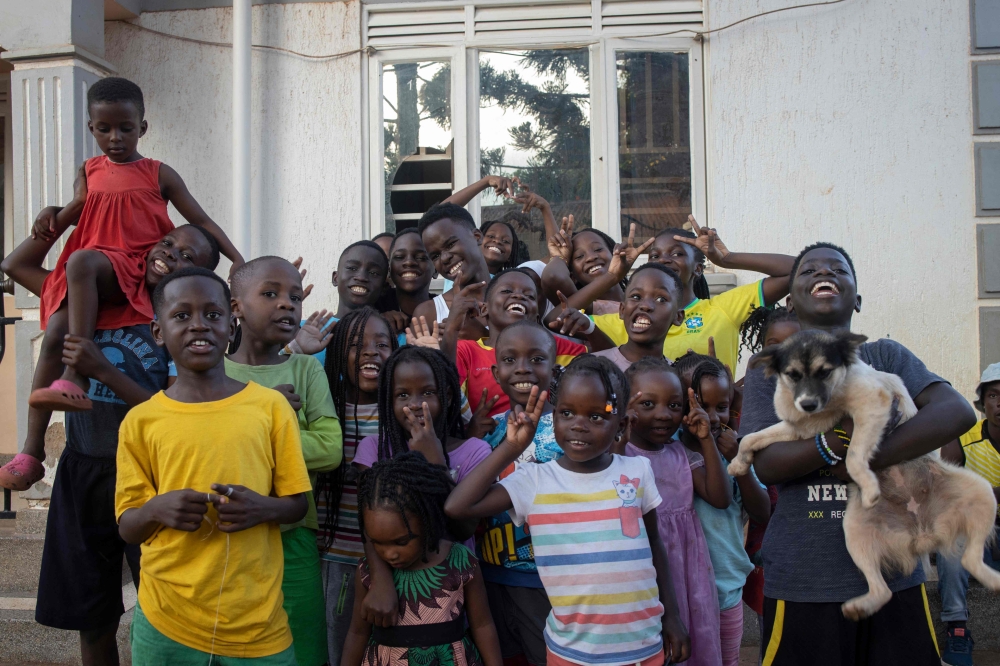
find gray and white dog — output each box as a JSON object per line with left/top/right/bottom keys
{"left": 729, "top": 329, "right": 1000, "bottom": 620}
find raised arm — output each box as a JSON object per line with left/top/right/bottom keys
{"left": 444, "top": 175, "right": 517, "bottom": 207}
{"left": 62, "top": 335, "right": 156, "bottom": 406}
{"left": 2, "top": 213, "right": 60, "bottom": 296}
{"left": 159, "top": 163, "right": 244, "bottom": 268}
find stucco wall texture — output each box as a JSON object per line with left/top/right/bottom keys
{"left": 705, "top": 0, "right": 981, "bottom": 397}
{"left": 105, "top": 1, "right": 363, "bottom": 307}
{"left": 107, "top": 0, "right": 983, "bottom": 399}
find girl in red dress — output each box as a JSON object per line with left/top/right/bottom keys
{"left": 0, "top": 77, "right": 242, "bottom": 489}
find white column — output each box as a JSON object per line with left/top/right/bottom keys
{"left": 232, "top": 0, "right": 252, "bottom": 259}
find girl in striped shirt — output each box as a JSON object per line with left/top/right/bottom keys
{"left": 446, "top": 355, "right": 690, "bottom": 666}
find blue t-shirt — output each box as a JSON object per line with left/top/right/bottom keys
{"left": 479, "top": 411, "right": 560, "bottom": 587}
{"left": 66, "top": 325, "right": 170, "bottom": 459}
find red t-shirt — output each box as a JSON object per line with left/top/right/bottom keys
{"left": 456, "top": 337, "right": 587, "bottom": 417}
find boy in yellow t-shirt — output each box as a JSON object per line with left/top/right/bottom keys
{"left": 116, "top": 267, "right": 311, "bottom": 666}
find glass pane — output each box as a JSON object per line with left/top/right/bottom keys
{"left": 479, "top": 49, "right": 591, "bottom": 260}
{"left": 616, "top": 52, "right": 691, "bottom": 245}
{"left": 383, "top": 61, "right": 453, "bottom": 233}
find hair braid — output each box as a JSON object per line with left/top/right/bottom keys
{"left": 553, "top": 354, "right": 629, "bottom": 417}
{"left": 356, "top": 451, "right": 455, "bottom": 562}
{"left": 738, "top": 304, "right": 797, "bottom": 361}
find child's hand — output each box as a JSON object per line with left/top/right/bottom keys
{"left": 147, "top": 489, "right": 210, "bottom": 532}
{"left": 674, "top": 215, "right": 731, "bottom": 267}
{"left": 291, "top": 257, "right": 314, "bottom": 301}
{"left": 607, "top": 223, "right": 654, "bottom": 280}
{"left": 716, "top": 426, "right": 739, "bottom": 463}
{"left": 72, "top": 162, "right": 88, "bottom": 204}
{"left": 504, "top": 386, "right": 547, "bottom": 453}
{"left": 381, "top": 311, "right": 410, "bottom": 335}
{"left": 406, "top": 316, "right": 442, "bottom": 349}
{"left": 547, "top": 215, "right": 573, "bottom": 263}
{"left": 296, "top": 310, "right": 335, "bottom": 354}
{"left": 682, "top": 388, "right": 712, "bottom": 442}
{"left": 273, "top": 384, "right": 302, "bottom": 412}
{"left": 487, "top": 175, "right": 518, "bottom": 199}
{"left": 547, "top": 291, "right": 592, "bottom": 337}
{"left": 61, "top": 334, "right": 110, "bottom": 380}
{"left": 447, "top": 277, "right": 487, "bottom": 335}
{"left": 514, "top": 189, "right": 550, "bottom": 215}
{"left": 362, "top": 578, "right": 400, "bottom": 627}
{"left": 210, "top": 484, "right": 270, "bottom": 532}
{"left": 402, "top": 402, "right": 445, "bottom": 461}
{"left": 467, "top": 389, "right": 500, "bottom": 439}
{"left": 663, "top": 613, "right": 692, "bottom": 663}
{"left": 31, "top": 206, "right": 67, "bottom": 242}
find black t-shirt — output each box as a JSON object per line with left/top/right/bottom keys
{"left": 739, "top": 338, "right": 945, "bottom": 603}
{"left": 65, "top": 325, "right": 169, "bottom": 459}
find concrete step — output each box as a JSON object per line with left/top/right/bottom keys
{"left": 15, "top": 507, "right": 49, "bottom": 536}
{"left": 0, "top": 532, "right": 44, "bottom": 595}
{"left": 0, "top": 607, "right": 132, "bottom": 665}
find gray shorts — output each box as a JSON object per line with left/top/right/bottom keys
{"left": 485, "top": 581, "right": 551, "bottom": 666}
{"left": 321, "top": 559, "right": 358, "bottom": 666}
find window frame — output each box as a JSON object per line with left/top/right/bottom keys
{"left": 363, "top": 5, "right": 707, "bottom": 244}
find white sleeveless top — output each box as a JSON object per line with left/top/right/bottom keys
{"left": 433, "top": 294, "right": 450, "bottom": 323}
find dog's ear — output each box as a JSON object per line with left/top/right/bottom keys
{"left": 749, "top": 344, "right": 782, "bottom": 377}
{"left": 833, "top": 330, "right": 868, "bottom": 364}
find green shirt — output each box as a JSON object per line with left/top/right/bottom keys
{"left": 225, "top": 354, "right": 342, "bottom": 530}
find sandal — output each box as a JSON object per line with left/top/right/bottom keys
{"left": 28, "top": 379, "right": 93, "bottom": 412}
{"left": 0, "top": 453, "right": 45, "bottom": 491}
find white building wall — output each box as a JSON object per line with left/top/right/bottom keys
{"left": 104, "top": 1, "right": 362, "bottom": 307}
{"left": 705, "top": 0, "right": 981, "bottom": 397}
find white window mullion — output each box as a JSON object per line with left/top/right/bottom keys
{"left": 367, "top": 52, "right": 385, "bottom": 236}
{"left": 465, "top": 45, "right": 482, "bottom": 224}
{"left": 451, "top": 45, "right": 470, "bottom": 193}
{"left": 589, "top": 41, "right": 612, "bottom": 240}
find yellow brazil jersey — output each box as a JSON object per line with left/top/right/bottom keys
{"left": 116, "top": 382, "right": 312, "bottom": 658}
{"left": 591, "top": 280, "right": 765, "bottom": 370}
{"left": 960, "top": 420, "right": 1000, "bottom": 487}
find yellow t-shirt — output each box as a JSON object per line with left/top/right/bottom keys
{"left": 591, "top": 280, "right": 765, "bottom": 370}
{"left": 116, "top": 382, "right": 312, "bottom": 658}
{"left": 960, "top": 419, "right": 1000, "bottom": 487}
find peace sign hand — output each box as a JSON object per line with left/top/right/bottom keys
{"left": 291, "top": 257, "right": 314, "bottom": 301}
{"left": 466, "top": 388, "right": 501, "bottom": 439}
{"left": 548, "top": 291, "right": 592, "bottom": 337}
{"left": 487, "top": 175, "right": 519, "bottom": 199}
{"left": 682, "top": 388, "right": 713, "bottom": 441}
{"left": 505, "top": 386, "right": 547, "bottom": 454}
{"left": 608, "top": 223, "right": 655, "bottom": 280}
{"left": 673, "top": 215, "right": 731, "bottom": 266}
{"left": 547, "top": 215, "right": 574, "bottom": 263}
{"left": 446, "top": 274, "right": 487, "bottom": 335}
{"left": 402, "top": 402, "right": 445, "bottom": 461}
{"left": 406, "top": 316, "right": 443, "bottom": 349}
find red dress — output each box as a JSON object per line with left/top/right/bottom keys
{"left": 40, "top": 156, "right": 174, "bottom": 330}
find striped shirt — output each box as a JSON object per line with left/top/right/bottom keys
{"left": 960, "top": 419, "right": 1000, "bottom": 517}
{"left": 499, "top": 455, "right": 664, "bottom": 665}
{"left": 317, "top": 402, "right": 379, "bottom": 564}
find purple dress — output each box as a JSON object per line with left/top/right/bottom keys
{"left": 626, "top": 441, "right": 722, "bottom": 666}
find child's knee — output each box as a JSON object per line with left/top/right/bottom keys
{"left": 64, "top": 249, "right": 109, "bottom": 280}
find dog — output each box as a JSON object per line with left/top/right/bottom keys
{"left": 728, "top": 329, "right": 1000, "bottom": 620}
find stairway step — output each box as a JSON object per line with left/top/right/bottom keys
{"left": 0, "top": 607, "right": 132, "bottom": 665}
{"left": 0, "top": 533, "right": 44, "bottom": 594}
{"left": 15, "top": 508, "right": 49, "bottom": 536}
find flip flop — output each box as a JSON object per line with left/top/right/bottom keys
{"left": 0, "top": 453, "right": 45, "bottom": 491}
{"left": 28, "top": 379, "right": 93, "bottom": 412}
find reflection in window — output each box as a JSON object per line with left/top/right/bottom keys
{"left": 617, "top": 52, "right": 690, "bottom": 244}
{"left": 383, "top": 61, "right": 452, "bottom": 232}
{"left": 479, "top": 49, "right": 591, "bottom": 260}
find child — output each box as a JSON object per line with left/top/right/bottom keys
{"left": 116, "top": 267, "right": 310, "bottom": 664}
{"left": 587, "top": 216, "right": 795, "bottom": 371}
{"left": 936, "top": 362, "right": 1000, "bottom": 666}
{"left": 479, "top": 320, "right": 562, "bottom": 666}
{"left": 594, "top": 263, "right": 685, "bottom": 370}
{"left": 541, "top": 219, "right": 627, "bottom": 316}
{"left": 372, "top": 232, "right": 395, "bottom": 258}
{"left": 442, "top": 175, "right": 521, "bottom": 277}
{"left": 738, "top": 304, "right": 799, "bottom": 362}
{"left": 225, "top": 256, "right": 345, "bottom": 666}
{"left": 385, "top": 229, "right": 434, "bottom": 320}
{"left": 28, "top": 77, "right": 241, "bottom": 414}
{"left": 620, "top": 358, "right": 728, "bottom": 666}
{"left": 446, "top": 355, "right": 691, "bottom": 666}
{"left": 341, "top": 452, "right": 503, "bottom": 666}
{"left": 451, "top": 268, "right": 594, "bottom": 418}
{"left": 314, "top": 307, "right": 399, "bottom": 666}
{"left": 0, "top": 207, "right": 221, "bottom": 492}
{"left": 413, "top": 203, "right": 492, "bottom": 339}
{"left": 680, "top": 359, "right": 770, "bottom": 666}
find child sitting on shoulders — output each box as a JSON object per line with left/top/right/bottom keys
{"left": 116, "top": 267, "right": 310, "bottom": 665}
{"left": 677, "top": 357, "right": 770, "bottom": 666}
{"left": 342, "top": 452, "right": 503, "bottom": 666}
{"left": 619, "top": 358, "right": 729, "bottom": 666}
{"left": 446, "top": 355, "right": 690, "bottom": 666}
{"left": 225, "top": 256, "right": 345, "bottom": 666}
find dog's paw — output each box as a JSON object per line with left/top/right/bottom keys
{"left": 841, "top": 594, "right": 888, "bottom": 621}
{"left": 727, "top": 458, "right": 749, "bottom": 477}
{"left": 860, "top": 489, "right": 881, "bottom": 509}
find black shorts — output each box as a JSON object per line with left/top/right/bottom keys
{"left": 485, "top": 581, "right": 551, "bottom": 666}
{"left": 761, "top": 585, "right": 940, "bottom": 666}
{"left": 35, "top": 449, "right": 140, "bottom": 631}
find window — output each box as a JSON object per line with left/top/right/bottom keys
{"left": 364, "top": 3, "right": 706, "bottom": 253}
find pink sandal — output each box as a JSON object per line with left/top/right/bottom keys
{"left": 0, "top": 453, "right": 45, "bottom": 491}
{"left": 29, "top": 379, "right": 93, "bottom": 412}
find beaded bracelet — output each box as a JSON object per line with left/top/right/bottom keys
{"left": 818, "top": 431, "right": 844, "bottom": 463}
{"left": 815, "top": 434, "right": 835, "bottom": 465}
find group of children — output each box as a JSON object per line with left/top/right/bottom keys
{"left": 2, "top": 75, "right": 996, "bottom": 666}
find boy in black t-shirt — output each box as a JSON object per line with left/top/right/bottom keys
{"left": 740, "top": 243, "right": 976, "bottom": 666}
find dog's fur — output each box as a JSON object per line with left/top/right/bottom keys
{"left": 728, "top": 329, "right": 1000, "bottom": 620}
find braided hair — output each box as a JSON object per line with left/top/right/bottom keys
{"left": 317, "top": 306, "right": 399, "bottom": 547}
{"left": 690, "top": 358, "right": 728, "bottom": 403}
{"left": 376, "top": 346, "right": 465, "bottom": 464}
{"left": 570, "top": 229, "right": 628, "bottom": 291}
{"left": 673, "top": 351, "right": 719, "bottom": 388}
{"left": 625, "top": 356, "right": 678, "bottom": 385}
{"left": 654, "top": 228, "right": 711, "bottom": 300}
{"left": 356, "top": 451, "right": 455, "bottom": 562}
{"left": 481, "top": 219, "right": 524, "bottom": 271}
{"left": 739, "top": 305, "right": 798, "bottom": 361}
{"left": 553, "top": 354, "right": 630, "bottom": 418}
